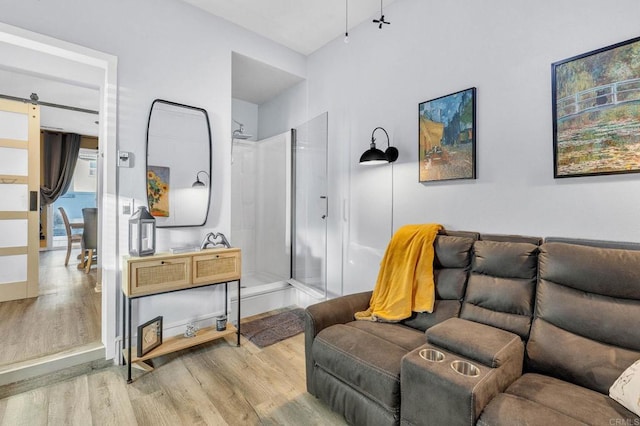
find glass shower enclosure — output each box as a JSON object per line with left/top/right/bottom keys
{"left": 291, "top": 113, "right": 328, "bottom": 297}
{"left": 230, "top": 112, "right": 328, "bottom": 298}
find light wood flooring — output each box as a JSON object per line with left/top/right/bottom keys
{"left": 0, "top": 319, "right": 349, "bottom": 425}
{"left": 0, "top": 250, "right": 101, "bottom": 367}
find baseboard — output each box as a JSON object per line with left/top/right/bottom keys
{"left": 0, "top": 342, "right": 106, "bottom": 389}
{"left": 294, "top": 289, "right": 326, "bottom": 308}
{"left": 287, "top": 279, "right": 326, "bottom": 299}
{"left": 162, "top": 312, "right": 225, "bottom": 339}
{"left": 230, "top": 286, "right": 295, "bottom": 320}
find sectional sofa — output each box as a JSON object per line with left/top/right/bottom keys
{"left": 304, "top": 231, "right": 640, "bottom": 425}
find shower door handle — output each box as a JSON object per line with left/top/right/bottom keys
{"left": 320, "top": 196, "right": 327, "bottom": 219}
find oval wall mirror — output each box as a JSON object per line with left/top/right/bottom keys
{"left": 146, "top": 99, "right": 211, "bottom": 227}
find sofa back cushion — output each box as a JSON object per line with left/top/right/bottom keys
{"left": 480, "top": 234, "right": 543, "bottom": 245}
{"left": 527, "top": 241, "right": 640, "bottom": 394}
{"left": 460, "top": 236, "right": 539, "bottom": 339}
{"left": 402, "top": 233, "right": 476, "bottom": 331}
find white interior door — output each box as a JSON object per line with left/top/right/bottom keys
{"left": 0, "top": 99, "right": 40, "bottom": 302}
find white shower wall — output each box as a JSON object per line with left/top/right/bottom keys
{"left": 231, "top": 132, "right": 291, "bottom": 286}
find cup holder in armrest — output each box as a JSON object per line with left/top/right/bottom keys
{"left": 451, "top": 360, "right": 480, "bottom": 377}
{"left": 419, "top": 348, "right": 445, "bottom": 362}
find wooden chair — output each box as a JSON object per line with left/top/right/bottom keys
{"left": 59, "top": 207, "right": 83, "bottom": 267}
{"left": 82, "top": 208, "right": 98, "bottom": 273}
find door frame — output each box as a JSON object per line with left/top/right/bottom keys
{"left": 0, "top": 23, "right": 119, "bottom": 360}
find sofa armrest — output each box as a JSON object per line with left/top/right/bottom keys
{"left": 401, "top": 319, "right": 524, "bottom": 426}
{"left": 304, "top": 291, "right": 371, "bottom": 395}
{"left": 304, "top": 291, "right": 372, "bottom": 339}
{"left": 426, "top": 317, "right": 521, "bottom": 368}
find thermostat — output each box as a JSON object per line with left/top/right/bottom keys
{"left": 118, "top": 150, "right": 132, "bottom": 167}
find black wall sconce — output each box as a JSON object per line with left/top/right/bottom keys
{"left": 192, "top": 170, "right": 209, "bottom": 187}
{"left": 359, "top": 127, "right": 399, "bottom": 165}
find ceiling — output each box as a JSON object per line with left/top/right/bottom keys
{"left": 219, "top": 0, "right": 397, "bottom": 105}
{"left": 183, "top": 0, "right": 398, "bottom": 56}
{"left": 232, "top": 52, "right": 305, "bottom": 105}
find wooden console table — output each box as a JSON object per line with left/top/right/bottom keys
{"left": 121, "top": 247, "right": 241, "bottom": 383}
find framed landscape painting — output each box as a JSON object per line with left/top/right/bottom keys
{"left": 419, "top": 87, "right": 476, "bottom": 182}
{"left": 552, "top": 36, "right": 640, "bottom": 178}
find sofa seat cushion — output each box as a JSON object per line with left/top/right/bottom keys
{"left": 312, "top": 322, "right": 424, "bottom": 412}
{"left": 344, "top": 321, "right": 426, "bottom": 351}
{"left": 477, "top": 373, "right": 640, "bottom": 425}
{"left": 477, "top": 393, "right": 585, "bottom": 426}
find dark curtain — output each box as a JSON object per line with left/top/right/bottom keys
{"left": 40, "top": 132, "right": 81, "bottom": 205}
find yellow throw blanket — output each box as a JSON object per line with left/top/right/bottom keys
{"left": 355, "top": 223, "right": 443, "bottom": 322}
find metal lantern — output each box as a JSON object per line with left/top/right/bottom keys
{"left": 129, "top": 206, "right": 156, "bottom": 257}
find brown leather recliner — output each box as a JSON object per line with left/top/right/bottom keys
{"left": 305, "top": 233, "right": 640, "bottom": 425}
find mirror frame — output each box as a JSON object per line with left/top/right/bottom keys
{"left": 145, "top": 99, "right": 212, "bottom": 228}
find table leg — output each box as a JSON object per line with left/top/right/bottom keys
{"left": 121, "top": 292, "right": 125, "bottom": 364}
{"left": 127, "top": 297, "right": 132, "bottom": 383}
{"left": 237, "top": 279, "right": 241, "bottom": 346}
{"left": 78, "top": 242, "right": 86, "bottom": 269}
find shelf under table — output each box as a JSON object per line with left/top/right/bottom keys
{"left": 124, "top": 324, "right": 238, "bottom": 369}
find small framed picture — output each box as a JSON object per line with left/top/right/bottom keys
{"left": 137, "top": 316, "right": 163, "bottom": 357}
{"left": 419, "top": 87, "right": 476, "bottom": 182}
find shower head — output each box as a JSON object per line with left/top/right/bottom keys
{"left": 233, "top": 129, "right": 252, "bottom": 140}
{"left": 232, "top": 119, "right": 253, "bottom": 140}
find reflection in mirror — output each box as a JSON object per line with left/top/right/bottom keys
{"left": 146, "top": 99, "right": 211, "bottom": 227}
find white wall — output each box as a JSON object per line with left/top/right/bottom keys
{"left": 230, "top": 133, "right": 290, "bottom": 282}
{"left": 306, "top": 0, "right": 640, "bottom": 295}
{"left": 258, "top": 81, "right": 308, "bottom": 140}
{"left": 0, "top": 0, "right": 306, "bottom": 339}
{"left": 230, "top": 142, "right": 257, "bottom": 275}
{"left": 254, "top": 134, "right": 289, "bottom": 279}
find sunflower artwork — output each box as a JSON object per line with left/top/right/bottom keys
{"left": 147, "top": 165, "right": 170, "bottom": 217}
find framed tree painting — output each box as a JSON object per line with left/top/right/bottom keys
{"left": 552, "top": 36, "right": 640, "bottom": 178}
{"left": 419, "top": 87, "right": 476, "bottom": 182}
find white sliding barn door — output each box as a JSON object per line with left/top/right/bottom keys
{"left": 0, "top": 99, "right": 40, "bottom": 302}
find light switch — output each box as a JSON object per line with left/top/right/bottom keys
{"left": 123, "top": 199, "right": 133, "bottom": 215}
